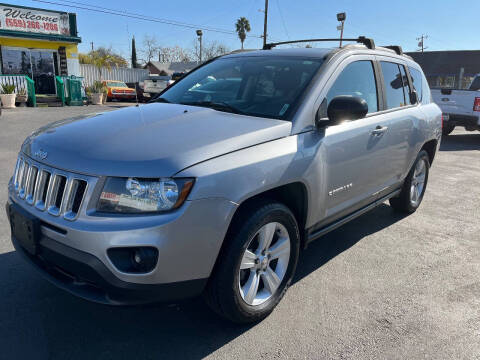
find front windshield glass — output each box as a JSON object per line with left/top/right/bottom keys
{"left": 107, "top": 81, "right": 128, "bottom": 88}
{"left": 160, "top": 56, "right": 323, "bottom": 119}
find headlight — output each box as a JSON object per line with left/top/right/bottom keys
{"left": 97, "top": 177, "right": 194, "bottom": 213}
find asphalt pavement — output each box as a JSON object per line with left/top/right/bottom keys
{"left": 0, "top": 106, "right": 478, "bottom": 359}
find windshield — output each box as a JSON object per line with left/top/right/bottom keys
{"left": 107, "top": 81, "right": 128, "bottom": 88}
{"left": 160, "top": 56, "right": 323, "bottom": 119}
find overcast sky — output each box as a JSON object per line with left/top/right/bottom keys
{"left": 17, "top": 0, "right": 480, "bottom": 60}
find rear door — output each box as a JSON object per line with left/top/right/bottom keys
{"left": 371, "top": 59, "right": 420, "bottom": 186}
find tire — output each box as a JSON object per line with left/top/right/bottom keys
{"left": 442, "top": 124, "right": 455, "bottom": 136}
{"left": 204, "top": 201, "right": 300, "bottom": 323}
{"left": 389, "top": 150, "right": 430, "bottom": 213}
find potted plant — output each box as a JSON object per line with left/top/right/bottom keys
{"left": 87, "top": 81, "right": 105, "bottom": 105}
{"left": 0, "top": 84, "right": 17, "bottom": 108}
{"left": 16, "top": 88, "right": 28, "bottom": 106}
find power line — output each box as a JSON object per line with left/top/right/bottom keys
{"left": 31, "top": 0, "right": 264, "bottom": 38}
{"left": 275, "top": 0, "right": 290, "bottom": 41}
{"left": 416, "top": 34, "right": 428, "bottom": 53}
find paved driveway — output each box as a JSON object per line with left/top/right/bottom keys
{"left": 0, "top": 106, "right": 479, "bottom": 359}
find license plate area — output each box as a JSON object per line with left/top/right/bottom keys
{"left": 8, "top": 203, "right": 40, "bottom": 255}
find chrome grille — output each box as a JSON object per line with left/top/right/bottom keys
{"left": 12, "top": 155, "right": 90, "bottom": 221}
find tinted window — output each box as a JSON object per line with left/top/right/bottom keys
{"left": 381, "top": 62, "right": 406, "bottom": 109}
{"left": 161, "top": 57, "right": 323, "bottom": 119}
{"left": 469, "top": 76, "right": 480, "bottom": 91}
{"left": 326, "top": 61, "right": 378, "bottom": 113}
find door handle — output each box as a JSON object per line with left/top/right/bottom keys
{"left": 371, "top": 126, "right": 388, "bottom": 136}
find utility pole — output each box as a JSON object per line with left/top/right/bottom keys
{"left": 416, "top": 34, "right": 428, "bottom": 53}
{"left": 336, "top": 12, "right": 346, "bottom": 48}
{"left": 196, "top": 29, "right": 203, "bottom": 63}
{"left": 263, "top": 0, "right": 269, "bottom": 48}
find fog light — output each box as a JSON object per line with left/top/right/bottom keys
{"left": 107, "top": 247, "right": 159, "bottom": 273}
{"left": 131, "top": 248, "right": 158, "bottom": 273}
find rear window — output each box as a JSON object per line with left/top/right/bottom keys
{"left": 470, "top": 76, "right": 480, "bottom": 91}
{"left": 380, "top": 62, "right": 407, "bottom": 109}
{"left": 146, "top": 76, "right": 170, "bottom": 81}
{"left": 409, "top": 67, "right": 423, "bottom": 102}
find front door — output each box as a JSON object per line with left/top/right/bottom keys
{"left": 1, "top": 47, "right": 57, "bottom": 95}
{"left": 319, "top": 59, "right": 392, "bottom": 222}
{"left": 30, "top": 50, "right": 56, "bottom": 95}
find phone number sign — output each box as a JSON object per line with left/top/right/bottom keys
{"left": 0, "top": 6, "right": 70, "bottom": 36}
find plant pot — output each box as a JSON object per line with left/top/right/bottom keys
{"left": 16, "top": 94, "right": 28, "bottom": 102}
{"left": 1, "top": 93, "right": 16, "bottom": 108}
{"left": 91, "top": 93, "right": 103, "bottom": 105}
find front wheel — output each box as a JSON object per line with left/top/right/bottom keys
{"left": 204, "top": 202, "right": 300, "bottom": 323}
{"left": 389, "top": 150, "right": 430, "bottom": 213}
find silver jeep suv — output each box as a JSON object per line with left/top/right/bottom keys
{"left": 6, "top": 37, "right": 441, "bottom": 323}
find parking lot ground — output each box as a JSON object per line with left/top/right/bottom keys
{"left": 0, "top": 106, "right": 479, "bottom": 359}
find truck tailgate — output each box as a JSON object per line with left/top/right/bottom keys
{"left": 431, "top": 89, "right": 477, "bottom": 117}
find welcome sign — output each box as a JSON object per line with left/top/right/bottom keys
{"left": 0, "top": 5, "right": 70, "bottom": 36}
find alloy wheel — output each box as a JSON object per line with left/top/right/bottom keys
{"left": 238, "top": 222, "right": 291, "bottom": 306}
{"left": 410, "top": 158, "right": 427, "bottom": 206}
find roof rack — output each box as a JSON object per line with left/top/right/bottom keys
{"left": 383, "top": 45, "right": 403, "bottom": 55}
{"left": 263, "top": 36, "right": 375, "bottom": 50}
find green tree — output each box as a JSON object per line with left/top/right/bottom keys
{"left": 79, "top": 47, "right": 127, "bottom": 80}
{"left": 131, "top": 36, "right": 138, "bottom": 68}
{"left": 79, "top": 47, "right": 128, "bottom": 68}
{"left": 235, "top": 17, "right": 251, "bottom": 50}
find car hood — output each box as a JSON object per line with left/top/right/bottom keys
{"left": 22, "top": 103, "right": 292, "bottom": 177}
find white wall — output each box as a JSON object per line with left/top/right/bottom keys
{"left": 79, "top": 64, "right": 149, "bottom": 85}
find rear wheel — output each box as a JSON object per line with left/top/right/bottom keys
{"left": 204, "top": 202, "right": 300, "bottom": 323}
{"left": 389, "top": 150, "right": 430, "bottom": 213}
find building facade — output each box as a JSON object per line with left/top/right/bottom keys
{"left": 0, "top": 3, "right": 81, "bottom": 95}
{"left": 407, "top": 50, "right": 480, "bottom": 89}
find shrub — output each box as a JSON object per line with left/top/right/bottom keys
{"left": 86, "top": 81, "right": 106, "bottom": 94}
{"left": 1, "top": 84, "right": 16, "bottom": 94}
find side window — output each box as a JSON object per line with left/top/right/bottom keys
{"left": 409, "top": 67, "right": 423, "bottom": 102}
{"left": 380, "top": 61, "right": 406, "bottom": 109}
{"left": 326, "top": 60, "right": 378, "bottom": 114}
{"left": 399, "top": 65, "right": 413, "bottom": 105}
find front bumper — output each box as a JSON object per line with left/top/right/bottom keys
{"left": 7, "top": 175, "right": 237, "bottom": 304}
{"left": 10, "top": 231, "right": 207, "bottom": 305}
{"left": 109, "top": 93, "right": 136, "bottom": 99}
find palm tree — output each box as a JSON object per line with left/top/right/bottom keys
{"left": 235, "top": 17, "right": 251, "bottom": 50}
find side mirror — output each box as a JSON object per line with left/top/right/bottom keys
{"left": 319, "top": 95, "right": 368, "bottom": 126}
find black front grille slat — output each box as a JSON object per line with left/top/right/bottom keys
{"left": 42, "top": 172, "right": 51, "bottom": 203}
{"left": 54, "top": 176, "right": 67, "bottom": 209}
{"left": 72, "top": 180, "right": 87, "bottom": 214}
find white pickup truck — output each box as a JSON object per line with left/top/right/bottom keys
{"left": 431, "top": 74, "right": 480, "bottom": 135}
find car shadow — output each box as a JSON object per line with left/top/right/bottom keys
{"left": 440, "top": 133, "right": 480, "bottom": 151}
{"left": 0, "top": 204, "right": 406, "bottom": 359}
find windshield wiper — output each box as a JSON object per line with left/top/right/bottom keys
{"left": 180, "top": 101, "right": 244, "bottom": 115}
